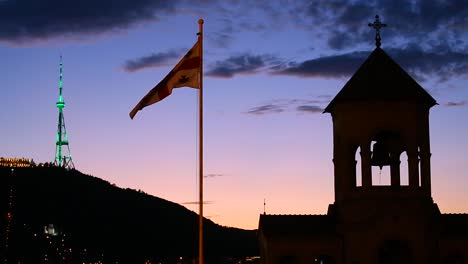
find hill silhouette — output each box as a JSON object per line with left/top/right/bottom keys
{"left": 0, "top": 166, "right": 258, "bottom": 263}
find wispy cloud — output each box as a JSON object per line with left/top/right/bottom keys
{"left": 245, "top": 98, "right": 329, "bottom": 115}
{"left": 203, "top": 30, "right": 468, "bottom": 82}
{"left": 202, "top": 2, "right": 284, "bottom": 48}
{"left": 299, "top": 0, "right": 468, "bottom": 51}
{"left": 2, "top": 0, "right": 468, "bottom": 55}
{"left": 208, "top": 1, "right": 468, "bottom": 81}
{"left": 272, "top": 46, "right": 468, "bottom": 81}
{"left": 235, "top": 0, "right": 463, "bottom": 55}
{"left": 245, "top": 104, "right": 286, "bottom": 115}
{"left": 272, "top": 51, "right": 367, "bottom": 78}
{"left": 0, "top": 0, "right": 177, "bottom": 43}
{"left": 125, "top": 43, "right": 468, "bottom": 83}
{"left": 206, "top": 53, "right": 278, "bottom": 78}
{"left": 296, "top": 105, "right": 323, "bottom": 113}
{"left": 180, "top": 201, "right": 215, "bottom": 205}
{"left": 204, "top": 1, "right": 468, "bottom": 60}
{"left": 386, "top": 45, "right": 468, "bottom": 82}
{"left": 204, "top": 173, "right": 224, "bottom": 178}
{"left": 444, "top": 101, "right": 466, "bottom": 107}
{"left": 123, "top": 49, "right": 184, "bottom": 72}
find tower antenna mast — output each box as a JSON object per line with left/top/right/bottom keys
{"left": 54, "top": 56, "right": 75, "bottom": 169}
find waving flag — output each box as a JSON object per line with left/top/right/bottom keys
{"left": 129, "top": 40, "right": 201, "bottom": 119}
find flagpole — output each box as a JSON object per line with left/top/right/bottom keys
{"left": 198, "top": 18, "right": 204, "bottom": 264}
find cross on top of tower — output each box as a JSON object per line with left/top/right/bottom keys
{"left": 368, "top": 15, "right": 387, "bottom": 48}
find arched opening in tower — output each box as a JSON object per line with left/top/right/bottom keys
{"left": 400, "top": 151, "right": 409, "bottom": 186}
{"left": 355, "top": 146, "right": 362, "bottom": 187}
{"left": 371, "top": 140, "right": 392, "bottom": 186}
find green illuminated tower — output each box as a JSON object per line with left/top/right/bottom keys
{"left": 54, "top": 56, "right": 75, "bottom": 169}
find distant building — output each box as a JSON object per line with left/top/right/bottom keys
{"left": 0, "top": 157, "right": 35, "bottom": 168}
{"left": 258, "top": 40, "right": 468, "bottom": 264}
{"left": 44, "top": 224, "right": 59, "bottom": 236}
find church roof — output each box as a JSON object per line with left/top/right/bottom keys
{"left": 258, "top": 214, "right": 336, "bottom": 237}
{"left": 324, "top": 47, "right": 437, "bottom": 113}
{"left": 441, "top": 213, "right": 468, "bottom": 237}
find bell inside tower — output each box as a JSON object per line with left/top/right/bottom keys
{"left": 370, "top": 132, "right": 403, "bottom": 171}
{"left": 371, "top": 140, "right": 392, "bottom": 170}
{"left": 356, "top": 131, "right": 414, "bottom": 187}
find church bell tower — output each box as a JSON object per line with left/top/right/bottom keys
{"left": 324, "top": 16, "right": 437, "bottom": 205}
{"left": 324, "top": 17, "right": 440, "bottom": 263}
{"left": 323, "top": 16, "right": 440, "bottom": 263}
{"left": 258, "top": 16, "right": 467, "bottom": 264}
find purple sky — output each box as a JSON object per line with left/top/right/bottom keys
{"left": 1, "top": 0, "right": 468, "bottom": 229}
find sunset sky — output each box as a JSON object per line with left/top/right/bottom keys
{"left": 1, "top": 0, "right": 468, "bottom": 230}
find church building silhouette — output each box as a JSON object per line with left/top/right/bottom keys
{"left": 258, "top": 17, "right": 468, "bottom": 264}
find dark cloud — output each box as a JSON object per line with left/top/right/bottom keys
{"left": 385, "top": 45, "right": 468, "bottom": 81}
{"left": 296, "top": 105, "right": 324, "bottom": 113}
{"left": 327, "top": 31, "right": 358, "bottom": 50}
{"left": 297, "top": 0, "right": 374, "bottom": 50}
{"left": 206, "top": 17, "right": 235, "bottom": 48}
{"left": 272, "top": 51, "right": 367, "bottom": 78}
{"left": 204, "top": 1, "right": 288, "bottom": 48}
{"left": 338, "top": 2, "right": 373, "bottom": 27}
{"left": 381, "top": 0, "right": 468, "bottom": 36}
{"left": 299, "top": 0, "right": 468, "bottom": 51}
{"left": 273, "top": 45, "right": 468, "bottom": 81}
{"left": 202, "top": 1, "right": 468, "bottom": 55}
{"left": 245, "top": 104, "right": 285, "bottom": 115}
{"left": 204, "top": 173, "right": 224, "bottom": 178}
{"left": 245, "top": 98, "right": 330, "bottom": 115}
{"left": 208, "top": 31, "right": 234, "bottom": 48}
{"left": 0, "top": 0, "right": 177, "bottom": 43}
{"left": 123, "top": 50, "right": 184, "bottom": 72}
{"left": 317, "top": 94, "right": 333, "bottom": 99}
{"left": 444, "top": 101, "right": 466, "bottom": 107}
{"left": 128, "top": 42, "right": 468, "bottom": 82}
{"left": 206, "top": 53, "right": 277, "bottom": 78}
{"left": 327, "top": 2, "right": 374, "bottom": 50}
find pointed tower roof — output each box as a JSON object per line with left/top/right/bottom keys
{"left": 324, "top": 47, "right": 437, "bottom": 113}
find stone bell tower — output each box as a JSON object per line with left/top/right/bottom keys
{"left": 323, "top": 16, "right": 441, "bottom": 264}
{"left": 323, "top": 45, "right": 437, "bottom": 204}
{"left": 258, "top": 16, "right": 468, "bottom": 264}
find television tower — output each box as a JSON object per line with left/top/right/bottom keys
{"left": 54, "top": 56, "right": 75, "bottom": 169}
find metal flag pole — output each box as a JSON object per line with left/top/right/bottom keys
{"left": 198, "top": 18, "right": 204, "bottom": 264}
